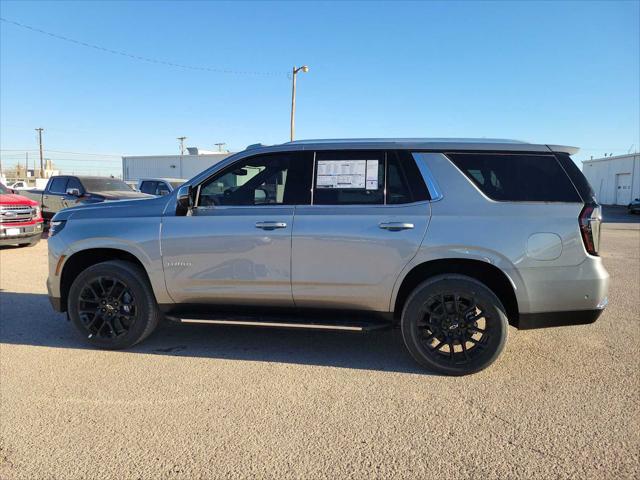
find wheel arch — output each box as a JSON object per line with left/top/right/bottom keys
{"left": 59, "top": 248, "right": 150, "bottom": 313}
{"left": 392, "top": 258, "right": 520, "bottom": 326}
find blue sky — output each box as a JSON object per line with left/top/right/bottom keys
{"left": 1, "top": 0, "right": 639, "bottom": 176}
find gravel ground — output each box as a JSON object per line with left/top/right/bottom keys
{"left": 1, "top": 227, "right": 638, "bottom": 479}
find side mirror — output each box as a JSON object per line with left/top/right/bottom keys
{"left": 176, "top": 184, "right": 194, "bottom": 216}
{"left": 66, "top": 188, "right": 81, "bottom": 197}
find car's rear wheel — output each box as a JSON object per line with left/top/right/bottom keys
{"left": 401, "top": 274, "right": 508, "bottom": 376}
{"left": 67, "top": 260, "right": 160, "bottom": 349}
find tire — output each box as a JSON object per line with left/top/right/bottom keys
{"left": 67, "top": 260, "right": 160, "bottom": 349}
{"left": 401, "top": 274, "right": 508, "bottom": 376}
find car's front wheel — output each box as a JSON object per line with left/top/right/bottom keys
{"left": 67, "top": 260, "right": 160, "bottom": 349}
{"left": 401, "top": 274, "right": 508, "bottom": 376}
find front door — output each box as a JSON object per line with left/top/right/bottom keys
{"left": 291, "top": 150, "right": 432, "bottom": 312}
{"left": 161, "top": 151, "right": 312, "bottom": 306}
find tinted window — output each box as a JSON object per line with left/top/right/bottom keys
{"left": 157, "top": 182, "right": 171, "bottom": 195}
{"left": 387, "top": 151, "right": 430, "bottom": 204}
{"left": 48, "top": 177, "right": 68, "bottom": 194}
{"left": 82, "top": 178, "right": 132, "bottom": 192}
{"left": 66, "top": 177, "right": 83, "bottom": 193}
{"left": 313, "top": 151, "right": 385, "bottom": 205}
{"left": 447, "top": 153, "right": 581, "bottom": 202}
{"left": 0, "top": 183, "right": 9, "bottom": 194}
{"left": 198, "top": 152, "right": 312, "bottom": 206}
{"left": 555, "top": 153, "right": 596, "bottom": 204}
{"left": 139, "top": 181, "right": 157, "bottom": 195}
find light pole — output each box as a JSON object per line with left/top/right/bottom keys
{"left": 290, "top": 65, "right": 309, "bottom": 141}
{"left": 177, "top": 136, "right": 187, "bottom": 155}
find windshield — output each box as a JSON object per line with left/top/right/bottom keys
{"left": 81, "top": 178, "right": 133, "bottom": 192}
{"left": 0, "top": 183, "right": 10, "bottom": 194}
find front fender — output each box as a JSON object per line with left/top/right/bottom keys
{"left": 56, "top": 219, "right": 171, "bottom": 305}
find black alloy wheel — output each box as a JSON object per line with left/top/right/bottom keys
{"left": 68, "top": 260, "right": 160, "bottom": 349}
{"left": 401, "top": 275, "right": 508, "bottom": 375}
{"left": 78, "top": 276, "right": 137, "bottom": 340}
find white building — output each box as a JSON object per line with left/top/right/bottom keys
{"left": 582, "top": 153, "right": 640, "bottom": 205}
{"left": 122, "top": 148, "right": 233, "bottom": 182}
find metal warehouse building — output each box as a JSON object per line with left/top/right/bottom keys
{"left": 122, "top": 148, "right": 233, "bottom": 182}
{"left": 582, "top": 153, "right": 640, "bottom": 205}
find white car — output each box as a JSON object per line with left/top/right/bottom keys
{"left": 8, "top": 181, "right": 34, "bottom": 191}
{"left": 136, "top": 178, "right": 185, "bottom": 196}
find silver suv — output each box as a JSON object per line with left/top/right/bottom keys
{"left": 46, "top": 138, "right": 609, "bottom": 375}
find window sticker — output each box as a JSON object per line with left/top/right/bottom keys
{"left": 365, "top": 159, "right": 379, "bottom": 190}
{"left": 316, "top": 159, "right": 378, "bottom": 189}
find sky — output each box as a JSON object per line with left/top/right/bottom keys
{"left": 1, "top": 0, "right": 639, "bottom": 176}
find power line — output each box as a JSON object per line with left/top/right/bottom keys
{"left": 0, "top": 17, "right": 287, "bottom": 77}
{"left": 1, "top": 149, "right": 121, "bottom": 157}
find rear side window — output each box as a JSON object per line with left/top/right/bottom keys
{"left": 446, "top": 153, "right": 581, "bottom": 202}
{"left": 48, "top": 177, "right": 68, "bottom": 194}
{"left": 555, "top": 153, "right": 596, "bottom": 204}
{"left": 387, "top": 151, "right": 430, "bottom": 204}
{"left": 313, "top": 151, "right": 385, "bottom": 205}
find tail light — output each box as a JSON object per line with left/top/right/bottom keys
{"left": 579, "top": 204, "right": 601, "bottom": 256}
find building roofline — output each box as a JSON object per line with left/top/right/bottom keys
{"left": 582, "top": 152, "right": 640, "bottom": 164}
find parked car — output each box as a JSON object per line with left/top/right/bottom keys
{"left": 628, "top": 198, "right": 640, "bottom": 214}
{"left": 0, "top": 182, "right": 43, "bottom": 247}
{"left": 137, "top": 178, "right": 186, "bottom": 196}
{"left": 8, "top": 180, "right": 34, "bottom": 191}
{"left": 22, "top": 175, "right": 152, "bottom": 221}
{"left": 46, "top": 138, "right": 609, "bottom": 375}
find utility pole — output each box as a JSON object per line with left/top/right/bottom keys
{"left": 35, "top": 128, "right": 44, "bottom": 178}
{"left": 290, "top": 65, "right": 309, "bottom": 141}
{"left": 177, "top": 136, "right": 187, "bottom": 155}
{"left": 214, "top": 142, "right": 226, "bottom": 152}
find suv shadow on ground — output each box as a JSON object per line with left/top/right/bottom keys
{"left": 0, "top": 291, "right": 432, "bottom": 375}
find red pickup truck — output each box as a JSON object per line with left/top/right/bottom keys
{"left": 0, "top": 183, "right": 44, "bottom": 247}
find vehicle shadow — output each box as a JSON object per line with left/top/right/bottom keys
{"left": 0, "top": 291, "right": 430, "bottom": 375}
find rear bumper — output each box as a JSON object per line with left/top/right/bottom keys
{"left": 516, "top": 308, "right": 605, "bottom": 330}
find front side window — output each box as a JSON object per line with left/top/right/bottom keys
{"left": 139, "top": 181, "right": 157, "bottom": 195}
{"left": 49, "top": 177, "right": 68, "bottom": 194}
{"left": 198, "top": 152, "right": 312, "bottom": 207}
{"left": 66, "top": 177, "right": 83, "bottom": 193}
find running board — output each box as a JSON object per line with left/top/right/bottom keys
{"left": 166, "top": 314, "right": 392, "bottom": 332}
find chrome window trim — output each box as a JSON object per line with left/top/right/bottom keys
{"left": 412, "top": 152, "right": 444, "bottom": 202}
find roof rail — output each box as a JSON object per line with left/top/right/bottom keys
{"left": 245, "top": 143, "right": 267, "bottom": 150}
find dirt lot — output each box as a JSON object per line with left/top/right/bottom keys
{"left": 1, "top": 226, "right": 638, "bottom": 479}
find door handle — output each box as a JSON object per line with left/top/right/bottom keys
{"left": 255, "top": 221, "right": 287, "bottom": 230}
{"left": 379, "top": 222, "right": 414, "bottom": 231}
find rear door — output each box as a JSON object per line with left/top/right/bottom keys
{"left": 291, "top": 150, "right": 432, "bottom": 312}
{"left": 161, "top": 151, "right": 313, "bottom": 306}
